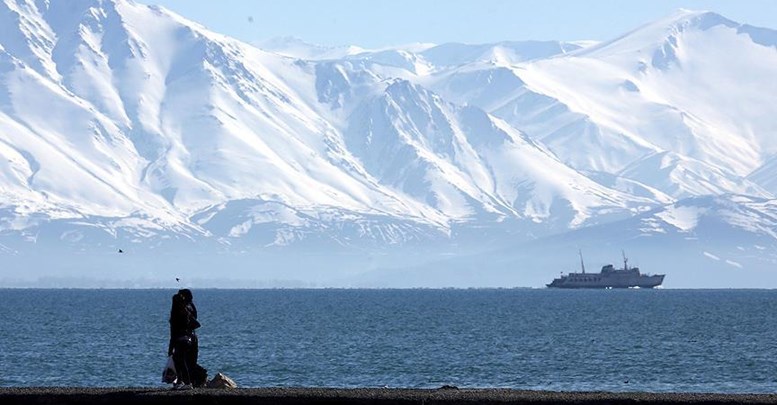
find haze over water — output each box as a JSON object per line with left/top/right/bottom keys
{"left": 1, "top": 289, "right": 776, "bottom": 393}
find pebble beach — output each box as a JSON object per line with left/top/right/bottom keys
{"left": 3, "top": 387, "right": 777, "bottom": 405}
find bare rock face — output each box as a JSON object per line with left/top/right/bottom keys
{"left": 205, "top": 372, "right": 238, "bottom": 389}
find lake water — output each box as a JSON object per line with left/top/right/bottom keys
{"left": 1, "top": 289, "right": 776, "bottom": 393}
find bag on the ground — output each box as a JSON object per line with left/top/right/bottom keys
{"left": 161, "top": 355, "right": 177, "bottom": 383}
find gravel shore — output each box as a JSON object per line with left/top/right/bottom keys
{"left": 2, "top": 387, "right": 777, "bottom": 405}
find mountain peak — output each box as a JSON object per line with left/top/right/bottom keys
{"left": 663, "top": 9, "right": 737, "bottom": 31}
{"left": 573, "top": 9, "right": 742, "bottom": 68}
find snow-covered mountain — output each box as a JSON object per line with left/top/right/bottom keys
{"left": 0, "top": 1, "right": 775, "bottom": 287}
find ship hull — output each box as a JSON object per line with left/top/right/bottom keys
{"left": 546, "top": 274, "right": 665, "bottom": 289}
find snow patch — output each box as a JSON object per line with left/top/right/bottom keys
{"left": 725, "top": 259, "right": 743, "bottom": 268}
{"left": 656, "top": 205, "right": 706, "bottom": 231}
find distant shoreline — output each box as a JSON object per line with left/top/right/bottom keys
{"left": 2, "top": 387, "right": 777, "bottom": 405}
{"left": 1, "top": 286, "right": 776, "bottom": 290}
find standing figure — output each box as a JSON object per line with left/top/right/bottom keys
{"left": 178, "top": 289, "right": 206, "bottom": 385}
{"left": 167, "top": 289, "right": 202, "bottom": 389}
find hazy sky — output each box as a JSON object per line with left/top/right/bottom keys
{"left": 146, "top": 0, "right": 777, "bottom": 48}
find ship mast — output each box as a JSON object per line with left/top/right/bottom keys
{"left": 579, "top": 249, "right": 586, "bottom": 274}
{"left": 622, "top": 250, "right": 628, "bottom": 271}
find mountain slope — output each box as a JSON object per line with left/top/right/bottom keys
{"left": 345, "top": 79, "right": 651, "bottom": 228}
{"left": 424, "top": 10, "right": 777, "bottom": 201}
{"left": 514, "top": 10, "right": 777, "bottom": 193}
{"left": 0, "top": 0, "right": 446, "bottom": 225}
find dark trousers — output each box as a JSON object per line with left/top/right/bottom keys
{"left": 172, "top": 336, "right": 193, "bottom": 385}
{"left": 190, "top": 333, "right": 199, "bottom": 368}
{"left": 188, "top": 334, "right": 206, "bottom": 386}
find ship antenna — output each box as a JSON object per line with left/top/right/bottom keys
{"left": 622, "top": 250, "right": 628, "bottom": 271}
{"left": 579, "top": 249, "right": 586, "bottom": 274}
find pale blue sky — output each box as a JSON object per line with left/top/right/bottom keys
{"left": 146, "top": 0, "right": 777, "bottom": 48}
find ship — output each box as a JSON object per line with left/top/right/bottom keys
{"left": 546, "top": 251, "right": 665, "bottom": 289}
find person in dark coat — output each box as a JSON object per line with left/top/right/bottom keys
{"left": 167, "top": 289, "right": 203, "bottom": 389}
{"left": 178, "top": 288, "right": 203, "bottom": 383}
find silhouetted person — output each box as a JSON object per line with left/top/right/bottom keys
{"left": 168, "top": 289, "right": 201, "bottom": 389}
{"left": 178, "top": 288, "right": 201, "bottom": 380}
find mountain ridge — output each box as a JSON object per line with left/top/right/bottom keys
{"left": 1, "top": 0, "right": 776, "bottom": 287}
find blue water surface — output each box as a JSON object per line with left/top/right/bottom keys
{"left": 1, "top": 289, "right": 776, "bottom": 393}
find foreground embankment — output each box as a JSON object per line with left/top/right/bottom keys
{"left": 2, "top": 387, "right": 777, "bottom": 405}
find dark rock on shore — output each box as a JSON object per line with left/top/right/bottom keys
{"left": 2, "top": 387, "right": 777, "bottom": 405}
